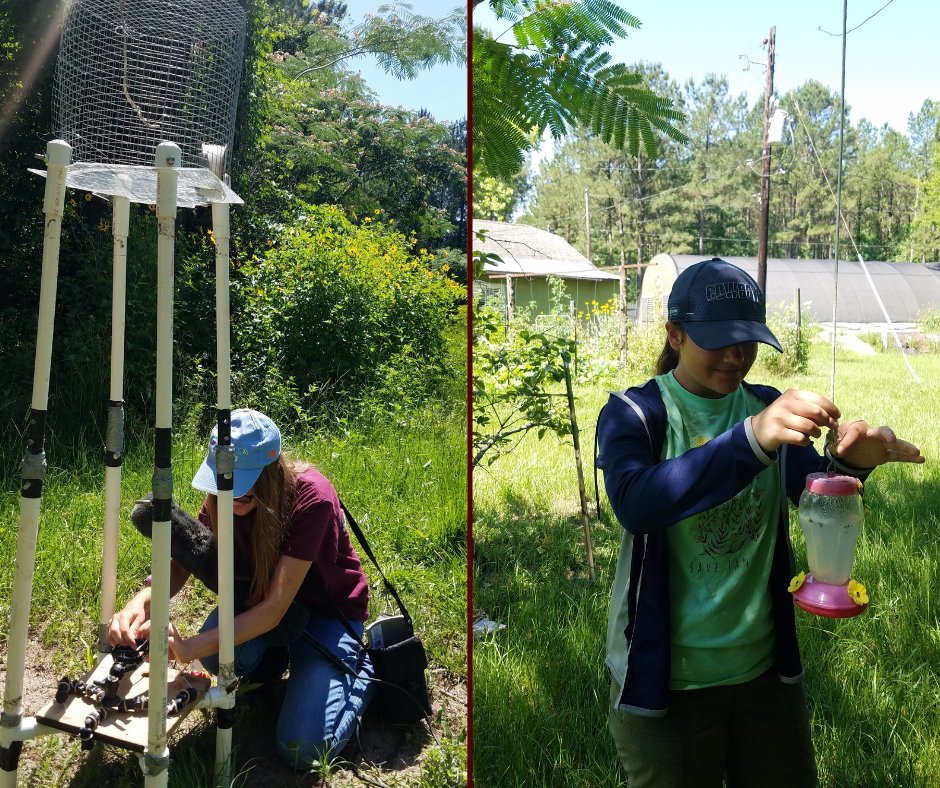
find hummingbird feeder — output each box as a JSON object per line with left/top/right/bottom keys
{"left": 789, "top": 472, "right": 868, "bottom": 618}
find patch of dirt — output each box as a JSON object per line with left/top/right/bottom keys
{"left": 0, "top": 637, "right": 466, "bottom": 786}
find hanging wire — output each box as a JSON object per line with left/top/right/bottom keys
{"left": 790, "top": 98, "right": 922, "bottom": 385}
{"left": 790, "top": 60, "right": 922, "bottom": 384}
{"left": 830, "top": 0, "right": 848, "bottom": 403}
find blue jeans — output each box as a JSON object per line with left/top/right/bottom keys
{"left": 199, "top": 609, "right": 374, "bottom": 769}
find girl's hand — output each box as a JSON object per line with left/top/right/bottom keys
{"left": 108, "top": 596, "right": 150, "bottom": 647}
{"left": 751, "top": 389, "right": 841, "bottom": 454}
{"left": 167, "top": 622, "right": 194, "bottom": 664}
{"left": 834, "top": 421, "right": 925, "bottom": 468}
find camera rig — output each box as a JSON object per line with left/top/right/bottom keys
{"left": 35, "top": 640, "right": 211, "bottom": 753}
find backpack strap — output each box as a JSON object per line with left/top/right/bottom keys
{"left": 340, "top": 501, "right": 414, "bottom": 630}
{"left": 594, "top": 390, "right": 655, "bottom": 521}
{"left": 610, "top": 390, "right": 654, "bottom": 453}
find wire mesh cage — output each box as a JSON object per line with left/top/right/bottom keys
{"left": 52, "top": 0, "right": 246, "bottom": 177}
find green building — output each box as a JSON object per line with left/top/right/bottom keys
{"left": 473, "top": 220, "right": 621, "bottom": 320}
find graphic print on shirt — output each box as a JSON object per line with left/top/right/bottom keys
{"left": 692, "top": 484, "right": 766, "bottom": 559}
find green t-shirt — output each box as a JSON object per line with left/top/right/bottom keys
{"left": 657, "top": 372, "right": 780, "bottom": 689}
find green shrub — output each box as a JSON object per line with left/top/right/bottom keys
{"left": 622, "top": 321, "right": 667, "bottom": 381}
{"left": 857, "top": 331, "right": 884, "bottom": 352}
{"left": 232, "top": 203, "right": 465, "bottom": 423}
{"left": 756, "top": 301, "right": 815, "bottom": 375}
{"left": 918, "top": 306, "right": 940, "bottom": 334}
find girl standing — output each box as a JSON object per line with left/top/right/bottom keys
{"left": 597, "top": 258, "right": 923, "bottom": 786}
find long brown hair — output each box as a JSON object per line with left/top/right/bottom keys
{"left": 206, "top": 454, "right": 313, "bottom": 605}
{"left": 656, "top": 322, "right": 684, "bottom": 375}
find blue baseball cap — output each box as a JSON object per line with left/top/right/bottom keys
{"left": 191, "top": 408, "right": 282, "bottom": 497}
{"left": 667, "top": 258, "right": 782, "bottom": 352}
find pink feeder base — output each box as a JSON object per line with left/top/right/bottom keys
{"left": 791, "top": 573, "right": 868, "bottom": 618}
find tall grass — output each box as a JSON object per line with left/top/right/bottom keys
{"left": 473, "top": 342, "right": 940, "bottom": 787}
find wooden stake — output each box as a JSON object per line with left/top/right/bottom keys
{"left": 562, "top": 350, "right": 595, "bottom": 581}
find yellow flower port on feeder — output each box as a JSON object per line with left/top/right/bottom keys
{"left": 847, "top": 579, "right": 869, "bottom": 606}
{"left": 788, "top": 572, "right": 807, "bottom": 593}
{"left": 792, "top": 473, "right": 869, "bottom": 618}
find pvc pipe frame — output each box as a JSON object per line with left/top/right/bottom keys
{"left": 1, "top": 142, "right": 240, "bottom": 786}
{"left": 0, "top": 140, "right": 71, "bottom": 784}
{"left": 138, "top": 142, "right": 182, "bottom": 788}
{"left": 212, "top": 198, "right": 236, "bottom": 787}
{"left": 98, "top": 194, "right": 130, "bottom": 654}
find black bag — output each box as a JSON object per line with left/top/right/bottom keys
{"left": 301, "top": 503, "right": 434, "bottom": 726}
{"left": 364, "top": 613, "right": 433, "bottom": 724}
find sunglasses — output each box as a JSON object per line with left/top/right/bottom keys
{"left": 233, "top": 493, "right": 255, "bottom": 504}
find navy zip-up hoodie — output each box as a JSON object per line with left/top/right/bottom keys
{"left": 596, "top": 378, "right": 870, "bottom": 715}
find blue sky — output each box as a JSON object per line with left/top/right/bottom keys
{"left": 474, "top": 0, "right": 938, "bottom": 135}
{"left": 341, "top": 1, "right": 468, "bottom": 123}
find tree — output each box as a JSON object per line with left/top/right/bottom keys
{"left": 847, "top": 122, "right": 916, "bottom": 261}
{"left": 906, "top": 139, "right": 940, "bottom": 261}
{"left": 472, "top": 306, "right": 572, "bottom": 466}
{"left": 240, "top": 2, "right": 467, "bottom": 250}
{"left": 680, "top": 74, "right": 752, "bottom": 257}
{"left": 520, "top": 64, "right": 689, "bottom": 271}
{"left": 472, "top": 0, "right": 687, "bottom": 182}
{"left": 0, "top": 0, "right": 469, "bottom": 435}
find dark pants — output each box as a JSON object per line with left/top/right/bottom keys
{"left": 608, "top": 670, "right": 817, "bottom": 787}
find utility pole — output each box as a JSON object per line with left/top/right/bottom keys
{"left": 617, "top": 208, "right": 628, "bottom": 367}
{"left": 635, "top": 156, "right": 645, "bottom": 287}
{"left": 584, "top": 187, "right": 592, "bottom": 262}
{"left": 757, "top": 25, "right": 775, "bottom": 294}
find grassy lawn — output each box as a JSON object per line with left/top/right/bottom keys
{"left": 472, "top": 342, "right": 940, "bottom": 787}
{"left": 0, "top": 394, "right": 467, "bottom": 786}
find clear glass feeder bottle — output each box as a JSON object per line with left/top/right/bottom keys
{"left": 792, "top": 472, "right": 868, "bottom": 617}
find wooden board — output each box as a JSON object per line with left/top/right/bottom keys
{"left": 35, "top": 654, "right": 212, "bottom": 752}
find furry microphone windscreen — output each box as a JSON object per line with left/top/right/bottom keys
{"left": 129, "top": 496, "right": 310, "bottom": 646}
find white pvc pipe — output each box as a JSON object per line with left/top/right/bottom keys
{"left": 1, "top": 140, "right": 70, "bottom": 783}
{"left": 30, "top": 141, "right": 71, "bottom": 410}
{"left": 143, "top": 142, "right": 180, "bottom": 788}
{"left": 3, "top": 497, "right": 40, "bottom": 720}
{"left": 0, "top": 718, "right": 58, "bottom": 788}
{"left": 98, "top": 194, "right": 130, "bottom": 655}
{"left": 212, "top": 199, "right": 236, "bottom": 787}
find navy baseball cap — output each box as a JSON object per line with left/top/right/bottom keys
{"left": 191, "top": 409, "right": 282, "bottom": 497}
{"left": 667, "top": 258, "right": 782, "bottom": 352}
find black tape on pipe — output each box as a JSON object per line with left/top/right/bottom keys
{"left": 152, "top": 427, "right": 173, "bottom": 520}
{"left": 215, "top": 409, "right": 234, "bottom": 491}
{"left": 104, "top": 401, "right": 125, "bottom": 467}
{"left": 154, "top": 427, "right": 172, "bottom": 469}
{"left": 20, "top": 408, "right": 47, "bottom": 498}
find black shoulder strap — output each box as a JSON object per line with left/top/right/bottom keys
{"left": 594, "top": 390, "right": 655, "bottom": 522}
{"left": 340, "top": 501, "right": 413, "bottom": 630}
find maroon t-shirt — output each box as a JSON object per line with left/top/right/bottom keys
{"left": 199, "top": 468, "right": 370, "bottom": 620}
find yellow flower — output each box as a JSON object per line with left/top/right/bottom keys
{"left": 788, "top": 572, "right": 806, "bottom": 593}
{"left": 848, "top": 579, "right": 869, "bottom": 606}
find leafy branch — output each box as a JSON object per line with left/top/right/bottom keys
{"left": 473, "top": 0, "right": 688, "bottom": 180}
{"left": 472, "top": 304, "right": 574, "bottom": 466}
